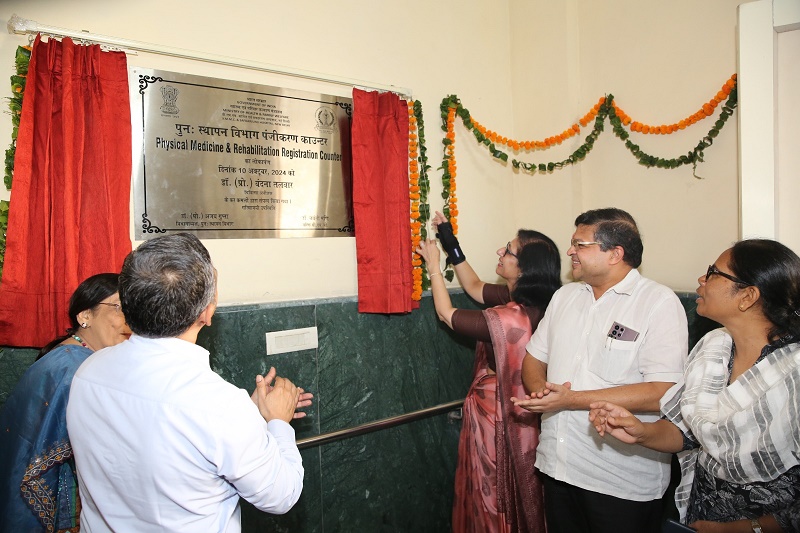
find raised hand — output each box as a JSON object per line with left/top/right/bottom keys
{"left": 416, "top": 239, "right": 441, "bottom": 267}
{"left": 431, "top": 210, "right": 448, "bottom": 232}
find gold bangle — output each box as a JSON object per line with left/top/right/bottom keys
{"left": 429, "top": 271, "right": 442, "bottom": 278}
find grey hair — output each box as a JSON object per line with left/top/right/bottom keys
{"left": 119, "top": 233, "right": 216, "bottom": 338}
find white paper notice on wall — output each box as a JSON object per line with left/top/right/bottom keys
{"left": 265, "top": 327, "right": 319, "bottom": 355}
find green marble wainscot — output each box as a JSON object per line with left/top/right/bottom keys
{"left": 314, "top": 294, "right": 475, "bottom": 532}
{"left": 195, "top": 291, "right": 479, "bottom": 533}
{"left": 0, "top": 346, "right": 38, "bottom": 406}
{"left": 675, "top": 291, "right": 721, "bottom": 348}
{"left": 198, "top": 301, "right": 323, "bottom": 532}
{"left": 196, "top": 292, "right": 717, "bottom": 532}
{"left": 0, "top": 291, "right": 716, "bottom": 533}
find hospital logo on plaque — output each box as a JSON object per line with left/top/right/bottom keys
{"left": 160, "top": 85, "right": 180, "bottom": 115}
{"left": 315, "top": 106, "right": 336, "bottom": 134}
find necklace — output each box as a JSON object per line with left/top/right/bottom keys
{"left": 72, "top": 334, "right": 94, "bottom": 351}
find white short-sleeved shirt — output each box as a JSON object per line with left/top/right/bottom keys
{"left": 67, "top": 335, "right": 304, "bottom": 532}
{"left": 526, "top": 269, "right": 687, "bottom": 501}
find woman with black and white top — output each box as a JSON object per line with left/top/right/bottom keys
{"left": 589, "top": 239, "right": 800, "bottom": 533}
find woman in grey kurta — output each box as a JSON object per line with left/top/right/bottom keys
{"left": 589, "top": 239, "right": 800, "bottom": 533}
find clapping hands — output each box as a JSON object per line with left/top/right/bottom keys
{"left": 250, "top": 367, "right": 314, "bottom": 423}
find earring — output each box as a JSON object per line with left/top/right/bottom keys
{"left": 81, "top": 322, "right": 88, "bottom": 329}
{"left": 738, "top": 305, "right": 745, "bottom": 311}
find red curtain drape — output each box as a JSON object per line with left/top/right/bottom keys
{"left": 0, "top": 35, "right": 132, "bottom": 347}
{"left": 351, "top": 89, "right": 416, "bottom": 313}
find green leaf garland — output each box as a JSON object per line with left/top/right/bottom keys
{"left": 438, "top": 81, "right": 738, "bottom": 180}
{"left": 1, "top": 45, "right": 31, "bottom": 280}
{"left": 412, "top": 99, "right": 433, "bottom": 291}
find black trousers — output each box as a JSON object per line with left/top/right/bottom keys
{"left": 542, "top": 473, "right": 663, "bottom": 533}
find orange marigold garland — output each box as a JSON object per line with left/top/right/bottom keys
{"left": 470, "top": 100, "right": 594, "bottom": 151}
{"left": 439, "top": 99, "right": 460, "bottom": 282}
{"left": 444, "top": 107, "right": 457, "bottom": 231}
{"left": 427, "top": 77, "right": 738, "bottom": 290}
{"left": 608, "top": 79, "right": 738, "bottom": 174}
{"left": 617, "top": 74, "right": 737, "bottom": 135}
{"left": 439, "top": 74, "right": 737, "bottom": 180}
{"left": 410, "top": 99, "right": 432, "bottom": 299}
{"left": 454, "top": 95, "right": 603, "bottom": 152}
{"left": 409, "top": 101, "right": 422, "bottom": 300}
{"left": 449, "top": 75, "right": 737, "bottom": 156}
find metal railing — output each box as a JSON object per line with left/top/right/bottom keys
{"left": 296, "top": 399, "right": 464, "bottom": 450}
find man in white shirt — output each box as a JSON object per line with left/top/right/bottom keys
{"left": 67, "top": 233, "right": 305, "bottom": 532}
{"left": 512, "top": 208, "right": 687, "bottom": 533}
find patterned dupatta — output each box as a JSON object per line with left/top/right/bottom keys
{"left": 484, "top": 303, "right": 546, "bottom": 533}
{"left": 0, "top": 345, "right": 88, "bottom": 532}
{"left": 661, "top": 328, "right": 800, "bottom": 521}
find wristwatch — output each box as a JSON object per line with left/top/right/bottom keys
{"left": 750, "top": 518, "right": 763, "bottom": 533}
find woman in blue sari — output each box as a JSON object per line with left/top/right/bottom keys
{"left": 0, "top": 273, "right": 131, "bottom": 532}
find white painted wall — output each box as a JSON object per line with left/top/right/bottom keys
{"left": 776, "top": 18, "right": 800, "bottom": 252}
{"left": 0, "top": 0, "right": 748, "bottom": 304}
{"left": 738, "top": 0, "right": 777, "bottom": 240}
{"left": 0, "top": 0, "right": 516, "bottom": 305}
{"left": 508, "top": 0, "right": 743, "bottom": 291}
{"left": 738, "top": 0, "right": 800, "bottom": 254}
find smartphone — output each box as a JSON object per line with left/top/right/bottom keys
{"left": 662, "top": 518, "right": 695, "bottom": 533}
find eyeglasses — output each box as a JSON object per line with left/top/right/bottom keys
{"left": 503, "top": 242, "right": 518, "bottom": 259}
{"left": 97, "top": 302, "right": 122, "bottom": 313}
{"left": 570, "top": 238, "right": 603, "bottom": 249}
{"left": 705, "top": 265, "right": 750, "bottom": 286}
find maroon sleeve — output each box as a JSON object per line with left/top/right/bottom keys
{"left": 451, "top": 309, "right": 492, "bottom": 342}
{"left": 526, "top": 306, "right": 545, "bottom": 332}
{"left": 451, "top": 286, "right": 543, "bottom": 343}
{"left": 482, "top": 283, "right": 511, "bottom": 306}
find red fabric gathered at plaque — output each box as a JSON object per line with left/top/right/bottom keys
{"left": 0, "top": 35, "right": 132, "bottom": 347}
{"left": 351, "top": 88, "right": 416, "bottom": 313}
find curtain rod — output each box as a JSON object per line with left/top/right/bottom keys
{"left": 6, "top": 13, "right": 412, "bottom": 98}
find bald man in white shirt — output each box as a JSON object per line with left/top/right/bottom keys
{"left": 68, "top": 233, "right": 308, "bottom": 532}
